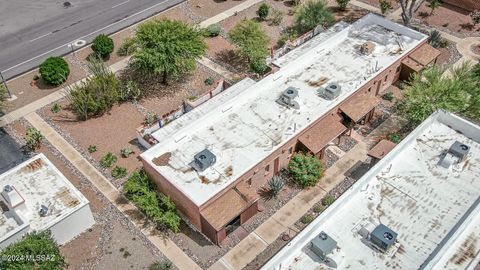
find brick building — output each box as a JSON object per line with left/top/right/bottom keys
{"left": 140, "top": 14, "right": 439, "bottom": 244}
{"left": 442, "top": 0, "right": 480, "bottom": 12}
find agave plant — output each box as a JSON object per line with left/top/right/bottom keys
{"left": 428, "top": 30, "right": 446, "bottom": 48}
{"left": 268, "top": 176, "right": 285, "bottom": 198}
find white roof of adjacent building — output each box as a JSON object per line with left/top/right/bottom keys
{"left": 263, "top": 111, "right": 480, "bottom": 270}
{"left": 141, "top": 14, "right": 427, "bottom": 206}
{"left": 0, "top": 154, "right": 90, "bottom": 244}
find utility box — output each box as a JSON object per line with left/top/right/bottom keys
{"left": 191, "top": 149, "right": 216, "bottom": 171}
{"left": 310, "top": 231, "right": 337, "bottom": 260}
{"left": 370, "top": 224, "right": 397, "bottom": 252}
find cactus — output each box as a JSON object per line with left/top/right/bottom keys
{"left": 268, "top": 176, "right": 285, "bottom": 198}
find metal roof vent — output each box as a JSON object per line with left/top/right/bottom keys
{"left": 39, "top": 205, "right": 49, "bottom": 217}
{"left": 324, "top": 83, "right": 341, "bottom": 100}
{"left": 191, "top": 149, "right": 216, "bottom": 172}
{"left": 310, "top": 231, "right": 337, "bottom": 260}
{"left": 448, "top": 141, "right": 469, "bottom": 162}
{"left": 3, "top": 185, "right": 12, "bottom": 193}
{"left": 276, "top": 87, "right": 300, "bottom": 109}
{"left": 370, "top": 224, "right": 397, "bottom": 253}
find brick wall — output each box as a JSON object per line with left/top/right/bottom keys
{"left": 443, "top": 0, "right": 480, "bottom": 12}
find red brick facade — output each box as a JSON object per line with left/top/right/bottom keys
{"left": 443, "top": 0, "right": 480, "bottom": 12}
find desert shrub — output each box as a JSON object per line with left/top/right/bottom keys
{"left": 313, "top": 204, "right": 324, "bottom": 213}
{"left": 100, "top": 152, "right": 117, "bottom": 168}
{"left": 321, "top": 195, "right": 335, "bottom": 206}
{"left": 88, "top": 145, "right": 97, "bottom": 153}
{"left": 124, "top": 169, "right": 181, "bottom": 231}
{"left": 379, "top": 0, "right": 392, "bottom": 15}
{"left": 66, "top": 58, "right": 120, "bottom": 120}
{"left": 112, "top": 166, "right": 128, "bottom": 179}
{"left": 295, "top": 0, "right": 334, "bottom": 33}
{"left": 336, "top": 0, "right": 350, "bottom": 11}
{"left": 117, "top": 37, "right": 138, "bottom": 56}
{"left": 119, "top": 79, "right": 141, "bottom": 101}
{"left": 288, "top": 153, "right": 324, "bottom": 188}
{"left": 25, "top": 127, "right": 43, "bottom": 150}
{"left": 92, "top": 34, "right": 114, "bottom": 58}
{"left": 388, "top": 133, "right": 400, "bottom": 143}
{"left": 204, "top": 24, "right": 221, "bottom": 37}
{"left": 257, "top": 3, "right": 270, "bottom": 21}
{"left": 204, "top": 76, "right": 215, "bottom": 85}
{"left": 301, "top": 213, "right": 314, "bottom": 224}
{"left": 149, "top": 261, "right": 173, "bottom": 270}
{"left": 382, "top": 92, "right": 394, "bottom": 101}
{"left": 429, "top": 30, "right": 448, "bottom": 48}
{"left": 271, "top": 8, "right": 284, "bottom": 26}
{"left": 0, "top": 84, "right": 7, "bottom": 112}
{"left": 0, "top": 231, "right": 66, "bottom": 270}
{"left": 50, "top": 103, "right": 61, "bottom": 113}
{"left": 268, "top": 176, "right": 285, "bottom": 198}
{"left": 39, "top": 57, "right": 70, "bottom": 86}
{"left": 471, "top": 10, "right": 480, "bottom": 25}
{"left": 121, "top": 148, "right": 134, "bottom": 158}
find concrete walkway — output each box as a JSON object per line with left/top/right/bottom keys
{"left": 210, "top": 139, "right": 370, "bottom": 270}
{"left": 24, "top": 112, "right": 201, "bottom": 270}
{"left": 350, "top": 0, "right": 380, "bottom": 13}
{"left": 199, "top": 0, "right": 263, "bottom": 28}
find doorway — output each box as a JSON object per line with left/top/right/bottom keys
{"left": 225, "top": 215, "right": 241, "bottom": 235}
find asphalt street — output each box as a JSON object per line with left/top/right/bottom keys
{"left": 0, "top": 0, "right": 184, "bottom": 80}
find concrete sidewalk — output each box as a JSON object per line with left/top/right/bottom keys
{"left": 24, "top": 112, "right": 201, "bottom": 270}
{"left": 210, "top": 140, "right": 369, "bottom": 270}
{"left": 199, "top": 0, "right": 263, "bottom": 28}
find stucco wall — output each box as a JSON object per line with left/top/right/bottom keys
{"left": 49, "top": 203, "right": 95, "bottom": 245}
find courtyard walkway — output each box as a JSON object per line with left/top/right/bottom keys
{"left": 24, "top": 112, "right": 201, "bottom": 270}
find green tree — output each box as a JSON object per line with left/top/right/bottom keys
{"left": 379, "top": 0, "right": 393, "bottom": 15}
{"left": 288, "top": 153, "right": 324, "bottom": 188}
{"left": 398, "top": 63, "right": 480, "bottom": 125}
{"left": 229, "top": 19, "right": 270, "bottom": 73}
{"left": 132, "top": 19, "right": 207, "bottom": 84}
{"left": 428, "top": 0, "right": 442, "bottom": 15}
{"left": 65, "top": 57, "right": 120, "bottom": 120}
{"left": 39, "top": 57, "right": 70, "bottom": 86}
{"left": 92, "top": 34, "right": 115, "bottom": 58}
{"left": 295, "top": 0, "right": 335, "bottom": 33}
{"left": 257, "top": 3, "right": 270, "bottom": 21}
{"left": 398, "top": 0, "right": 427, "bottom": 27}
{"left": 0, "top": 231, "right": 66, "bottom": 270}
{"left": 336, "top": 0, "right": 350, "bottom": 11}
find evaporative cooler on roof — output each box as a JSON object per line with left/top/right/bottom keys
{"left": 370, "top": 224, "right": 397, "bottom": 253}
{"left": 191, "top": 149, "right": 216, "bottom": 172}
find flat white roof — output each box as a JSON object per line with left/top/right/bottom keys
{"left": 141, "top": 14, "right": 427, "bottom": 206}
{"left": 263, "top": 111, "right": 480, "bottom": 270}
{"left": 0, "top": 154, "right": 89, "bottom": 243}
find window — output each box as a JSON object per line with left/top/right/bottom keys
{"left": 368, "top": 87, "right": 371, "bottom": 92}
{"left": 288, "top": 147, "right": 293, "bottom": 154}
{"left": 247, "top": 178, "right": 252, "bottom": 187}
{"left": 396, "top": 66, "right": 401, "bottom": 73}
{"left": 264, "top": 164, "right": 270, "bottom": 175}
{"left": 384, "top": 75, "right": 388, "bottom": 83}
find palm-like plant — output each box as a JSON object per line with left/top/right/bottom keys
{"left": 295, "top": 0, "right": 334, "bottom": 33}
{"left": 268, "top": 176, "right": 285, "bottom": 198}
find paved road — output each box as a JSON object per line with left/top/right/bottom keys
{"left": 0, "top": 0, "right": 184, "bottom": 80}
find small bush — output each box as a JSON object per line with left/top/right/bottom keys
{"left": 50, "top": 103, "right": 61, "bottom": 113}
{"left": 186, "top": 95, "right": 197, "bottom": 101}
{"left": 117, "top": 37, "right": 137, "bottom": 56}
{"left": 313, "top": 204, "right": 324, "bottom": 213}
{"left": 92, "top": 34, "right": 114, "bottom": 58}
{"left": 301, "top": 213, "right": 314, "bottom": 224}
{"left": 388, "top": 133, "right": 400, "bottom": 143}
{"left": 143, "top": 113, "right": 159, "bottom": 125}
{"left": 100, "top": 152, "right": 117, "bottom": 168}
{"left": 379, "top": 0, "right": 392, "bottom": 15}
{"left": 336, "top": 0, "right": 350, "bottom": 11}
{"left": 382, "top": 92, "right": 394, "bottom": 101}
{"left": 268, "top": 176, "right": 285, "bottom": 198}
{"left": 119, "top": 80, "right": 141, "bottom": 101}
{"left": 257, "top": 3, "right": 270, "bottom": 21}
{"left": 429, "top": 30, "right": 448, "bottom": 48}
{"left": 204, "top": 77, "right": 215, "bottom": 85}
{"left": 271, "top": 8, "right": 284, "bottom": 26}
{"left": 471, "top": 10, "right": 480, "bottom": 25}
{"left": 112, "top": 166, "right": 128, "bottom": 179}
{"left": 33, "top": 74, "right": 40, "bottom": 81}
{"left": 121, "top": 148, "right": 134, "bottom": 158}
{"left": 288, "top": 153, "right": 324, "bottom": 188}
{"left": 39, "top": 57, "right": 70, "bottom": 86}
{"left": 88, "top": 145, "right": 97, "bottom": 153}
{"left": 25, "top": 127, "right": 43, "bottom": 150}
{"left": 205, "top": 24, "right": 221, "bottom": 37}
{"left": 124, "top": 169, "right": 181, "bottom": 231}
{"left": 149, "top": 260, "right": 173, "bottom": 270}
{"left": 321, "top": 195, "right": 335, "bottom": 207}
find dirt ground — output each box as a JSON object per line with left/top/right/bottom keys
{"left": 187, "top": 0, "right": 248, "bottom": 20}
{"left": 356, "top": 0, "right": 399, "bottom": 10}
{"left": 5, "top": 120, "right": 168, "bottom": 270}
{"left": 414, "top": 2, "right": 480, "bottom": 37}
{"left": 39, "top": 102, "right": 145, "bottom": 186}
